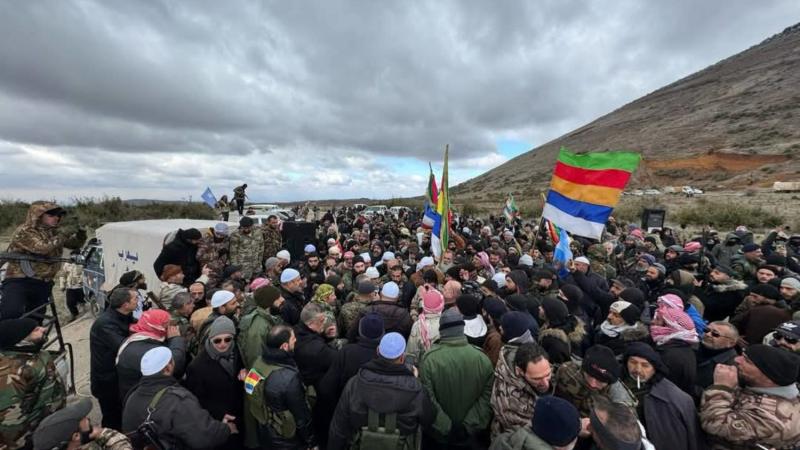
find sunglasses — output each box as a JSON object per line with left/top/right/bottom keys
{"left": 776, "top": 332, "right": 799, "bottom": 345}
{"left": 212, "top": 337, "right": 233, "bottom": 345}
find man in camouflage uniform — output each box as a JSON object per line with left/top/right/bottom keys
{"left": 262, "top": 215, "right": 283, "bottom": 260}
{"left": 586, "top": 243, "right": 617, "bottom": 280}
{"left": 0, "top": 318, "right": 67, "bottom": 449}
{"left": 196, "top": 223, "right": 231, "bottom": 288}
{"left": 700, "top": 344, "right": 800, "bottom": 450}
{"left": 553, "top": 345, "right": 635, "bottom": 418}
{"left": 228, "top": 216, "right": 264, "bottom": 281}
{"left": 2, "top": 201, "right": 86, "bottom": 320}
{"left": 170, "top": 292, "right": 197, "bottom": 356}
{"left": 338, "top": 280, "right": 377, "bottom": 340}
{"left": 32, "top": 398, "right": 132, "bottom": 450}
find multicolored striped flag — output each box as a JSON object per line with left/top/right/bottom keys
{"left": 422, "top": 163, "right": 440, "bottom": 229}
{"left": 542, "top": 147, "right": 640, "bottom": 239}
{"left": 503, "top": 193, "right": 519, "bottom": 221}
{"left": 431, "top": 145, "right": 451, "bottom": 259}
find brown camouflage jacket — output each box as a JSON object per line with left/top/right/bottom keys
{"left": 553, "top": 360, "right": 636, "bottom": 417}
{"left": 700, "top": 384, "right": 800, "bottom": 450}
{"left": 196, "top": 234, "right": 229, "bottom": 288}
{"left": 80, "top": 428, "right": 133, "bottom": 450}
{"left": 490, "top": 345, "right": 539, "bottom": 437}
{"left": 5, "top": 201, "right": 86, "bottom": 281}
{"left": 0, "top": 349, "right": 67, "bottom": 449}
{"left": 261, "top": 224, "right": 282, "bottom": 260}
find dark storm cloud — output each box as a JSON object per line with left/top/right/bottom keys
{"left": 0, "top": 0, "right": 796, "bottom": 200}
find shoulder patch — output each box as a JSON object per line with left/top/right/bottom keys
{"left": 244, "top": 368, "right": 264, "bottom": 395}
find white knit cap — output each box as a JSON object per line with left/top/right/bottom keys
{"left": 420, "top": 256, "right": 434, "bottom": 267}
{"left": 382, "top": 251, "right": 396, "bottom": 261}
{"left": 210, "top": 290, "right": 236, "bottom": 308}
{"left": 277, "top": 250, "right": 291, "bottom": 262}
{"left": 365, "top": 267, "right": 380, "bottom": 279}
{"left": 140, "top": 346, "right": 172, "bottom": 376}
{"left": 360, "top": 253, "right": 371, "bottom": 263}
{"left": 492, "top": 272, "right": 507, "bottom": 288}
{"left": 304, "top": 244, "right": 316, "bottom": 253}
{"left": 574, "top": 256, "right": 590, "bottom": 265}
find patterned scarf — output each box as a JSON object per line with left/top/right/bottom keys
{"left": 419, "top": 288, "right": 444, "bottom": 350}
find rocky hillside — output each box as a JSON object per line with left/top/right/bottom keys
{"left": 454, "top": 23, "right": 800, "bottom": 202}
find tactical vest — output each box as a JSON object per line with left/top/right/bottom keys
{"left": 351, "top": 409, "right": 419, "bottom": 450}
{"left": 245, "top": 359, "right": 300, "bottom": 439}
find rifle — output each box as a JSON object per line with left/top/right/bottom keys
{"left": 0, "top": 252, "right": 81, "bottom": 278}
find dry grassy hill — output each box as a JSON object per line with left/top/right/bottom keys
{"left": 453, "top": 23, "right": 800, "bottom": 202}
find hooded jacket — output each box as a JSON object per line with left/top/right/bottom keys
{"left": 711, "top": 233, "right": 742, "bottom": 268}
{"left": 490, "top": 345, "right": 540, "bottom": 437}
{"left": 5, "top": 201, "right": 86, "bottom": 281}
{"left": 153, "top": 229, "right": 201, "bottom": 285}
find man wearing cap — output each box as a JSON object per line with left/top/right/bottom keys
{"left": 768, "top": 320, "right": 800, "bottom": 354}
{"left": 697, "top": 265, "right": 749, "bottom": 322}
{"left": 622, "top": 343, "right": 702, "bottom": 450}
{"left": 553, "top": 344, "right": 636, "bottom": 418}
{"left": 364, "top": 281, "right": 413, "bottom": 338}
{"left": 780, "top": 277, "right": 800, "bottom": 312}
{"left": 328, "top": 332, "right": 435, "bottom": 450}
{"left": 731, "top": 243, "right": 764, "bottom": 285}
{"left": 0, "top": 318, "right": 67, "bottom": 448}
{"left": 490, "top": 396, "right": 581, "bottom": 450}
{"left": 228, "top": 216, "right": 264, "bottom": 281}
{"left": 197, "top": 223, "right": 231, "bottom": 288}
{"left": 153, "top": 228, "right": 203, "bottom": 287}
{"left": 196, "top": 289, "right": 241, "bottom": 344}
{"left": 238, "top": 285, "right": 284, "bottom": 369}
{"left": 339, "top": 280, "right": 378, "bottom": 339}
{"left": 123, "top": 347, "right": 234, "bottom": 448}
{"left": 1, "top": 201, "right": 86, "bottom": 320}
{"left": 731, "top": 283, "right": 791, "bottom": 345}
{"left": 410, "top": 256, "right": 443, "bottom": 288}
{"left": 419, "top": 309, "right": 494, "bottom": 448}
{"left": 279, "top": 268, "right": 306, "bottom": 326}
{"left": 700, "top": 344, "right": 800, "bottom": 449}
{"left": 594, "top": 300, "right": 647, "bottom": 356}
{"left": 262, "top": 215, "right": 283, "bottom": 261}
{"left": 90, "top": 288, "right": 138, "bottom": 430}
{"left": 33, "top": 398, "right": 132, "bottom": 450}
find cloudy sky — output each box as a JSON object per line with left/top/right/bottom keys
{"left": 0, "top": 1, "right": 797, "bottom": 203}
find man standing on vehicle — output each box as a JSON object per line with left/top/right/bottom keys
{"left": 233, "top": 183, "right": 248, "bottom": 216}
{"left": 1, "top": 201, "right": 86, "bottom": 320}
{"left": 0, "top": 318, "right": 67, "bottom": 448}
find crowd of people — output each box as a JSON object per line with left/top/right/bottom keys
{"left": 2, "top": 198, "right": 800, "bottom": 450}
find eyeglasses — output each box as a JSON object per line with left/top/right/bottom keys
{"left": 776, "top": 332, "right": 799, "bottom": 345}
{"left": 212, "top": 337, "right": 233, "bottom": 344}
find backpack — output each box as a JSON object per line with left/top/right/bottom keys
{"left": 351, "top": 409, "right": 419, "bottom": 450}
{"left": 126, "top": 387, "right": 171, "bottom": 450}
{"left": 245, "top": 360, "right": 299, "bottom": 439}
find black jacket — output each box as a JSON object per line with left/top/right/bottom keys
{"left": 184, "top": 348, "right": 244, "bottom": 422}
{"left": 257, "top": 347, "right": 315, "bottom": 449}
{"left": 318, "top": 337, "right": 381, "bottom": 406}
{"left": 657, "top": 340, "right": 698, "bottom": 396}
{"left": 293, "top": 323, "right": 337, "bottom": 388}
{"left": 90, "top": 308, "right": 133, "bottom": 395}
{"left": 280, "top": 287, "right": 306, "bottom": 326}
{"left": 122, "top": 374, "right": 230, "bottom": 450}
{"left": 116, "top": 336, "right": 187, "bottom": 401}
{"left": 698, "top": 282, "right": 747, "bottom": 322}
{"left": 328, "top": 358, "right": 435, "bottom": 450}
{"left": 694, "top": 346, "right": 737, "bottom": 398}
{"left": 641, "top": 377, "right": 705, "bottom": 450}
{"left": 153, "top": 229, "right": 201, "bottom": 285}
{"left": 364, "top": 301, "right": 413, "bottom": 338}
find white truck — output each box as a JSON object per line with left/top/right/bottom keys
{"left": 774, "top": 181, "right": 800, "bottom": 192}
{"left": 82, "top": 219, "right": 237, "bottom": 309}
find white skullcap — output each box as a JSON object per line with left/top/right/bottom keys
{"left": 210, "top": 290, "right": 236, "bottom": 308}
{"left": 492, "top": 272, "right": 507, "bottom": 288}
{"left": 518, "top": 254, "right": 533, "bottom": 267}
{"left": 382, "top": 251, "right": 396, "bottom": 261}
{"left": 277, "top": 250, "right": 291, "bottom": 262}
{"left": 280, "top": 268, "right": 300, "bottom": 284}
{"left": 214, "top": 223, "right": 229, "bottom": 236}
{"left": 574, "top": 256, "right": 590, "bottom": 265}
{"left": 365, "top": 267, "right": 380, "bottom": 279}
{"left": 304, "top": 244, "right": 316, "bottom": 253}
{"left": 140, "top": 346, "right": 172, "bottom": 376}
{"left": 360, "top": 253, "right": 371, "bottom": 263}
{"left": 381, "top": 281, "right": 400, "bottom": 299}
{"left": 420, "top": 256, "right": 434, "bottom": 267}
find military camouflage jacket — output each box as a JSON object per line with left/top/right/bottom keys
{"left": 5, "top": 201, "right": 86, "bottom": 281}
{"left": 0, "top": 349, "right": 67, "bottom": 448}
{"left": 490, "top": 345, "right": 539, "bottom": 437}
{"left": 196, "top": 234, "right": 230, "bottom": 287}
{"left": 261, "top": 225, "right": 282, "bottom": 260}
{"left": 229, "top": 229, "right": 265, "bottom": 280}
{"left": 553, "top": 360, "right": 636, "bottom": 417}
{"left": 700, "top": 384, "right": 800, "bottom": 450}
{"left": 80, "top": 428, "right": 133, "bottom": 450}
